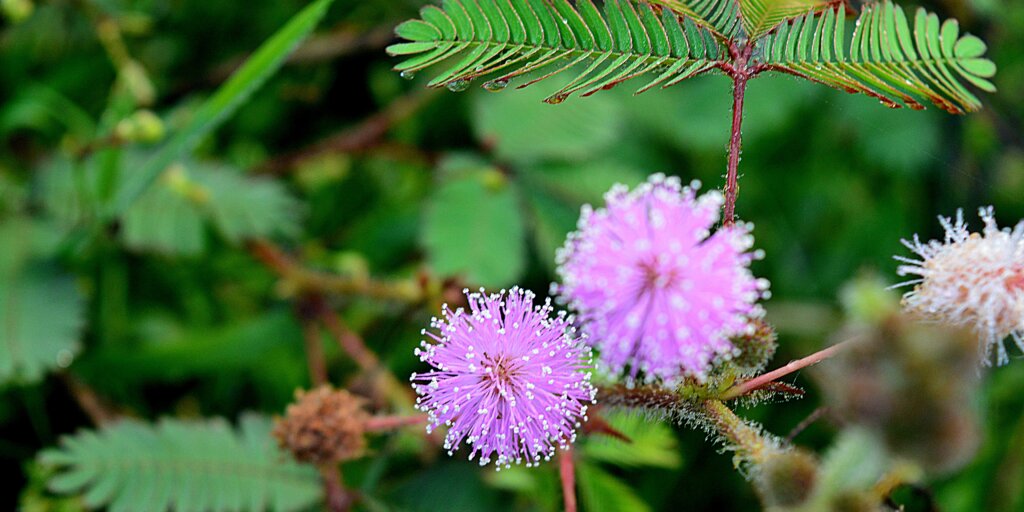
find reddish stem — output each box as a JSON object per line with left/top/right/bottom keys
{"left": 314, "top": 299, "right": 380, "bottom": 372}
{"left": 298, "top": 298, "right": 329, "bottom": 386}
{"left": 558, "top": 448, "right": 578, "bottom": 512}
{"left": 364, "top": 414, "right": 427, "bottom": 432}
{"left": 723, "top": 66, "right": 749, "bottom": 226}
{"left": 319, "top": 464, "right": 351, "bottom": 512}
{"left": 721, "top": 337, "right": 860, "bottom": 400}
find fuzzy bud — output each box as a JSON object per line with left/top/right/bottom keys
{"left": 114, "top": 110, "right": 165, "bottom": 143}
{"left": 273, "top": 386, "right": 369, "bottom": 464}
{"left": 754, "top": 448, "right": 820, "bottom": 508}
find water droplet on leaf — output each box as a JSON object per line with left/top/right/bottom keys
{"left": 400, "top": 70, "right": 416, "bottom": 80}
{"left": 446, "top": 79, "right": 470, "bottom": 92}
{"left": 484, "top": 79, "right": 509, "bottom": 92}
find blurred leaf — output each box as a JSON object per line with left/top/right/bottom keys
{"left": 0, "top": 84, "right": 95, "bottom": 139}
{"left": 194, "top": 163, "right": 303, "bottom": 243}
{"left": 106, "top": 0, "right": 335, "bottom": 218}
{"left": 120, "top": 161, "right": 302, "bottom": 255}
{"left": 0, "top": 267, "right": 83, "bottom": 386}
{"left": 577, "top": 461, "right": 652, "bottom": 512}
{"left": 0, "top": 217, "right": 65, "bottom": 275}
{"left": 582, "top": 411, "right": 681, "bottom": 469}
{"left": 422, "top": 156, "right": 525, "bottom": 287}
{"left": 836, "top": 93, "right": 941, "bottom": 174}
{"left": 626, "top": 74, "right": 818, "bottom": 154}
{"left": 815, "top": 428, "right": 889, "bottom": 500}
{"left": 520, "top": 161, "right": 644, "bottom": 269}
{"left": 386, "top": 462, "right": 500, "bottom": 512}
{"left": 120, "top": 166, "right": 206, "bottom": 256}
{"left": 473, "top": 79, "right": 623, "bottom": 163}
{"left": 39, "top": 414, "right": 321, "bottom": 512}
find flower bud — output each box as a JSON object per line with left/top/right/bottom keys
{"left": 114, "top": 110, "right": 165, "bottom": 143}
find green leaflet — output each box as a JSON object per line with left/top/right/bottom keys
{"left": 39, "top": 415, "right": 321, "bottom": 512}
{"left": 756, "top": 0, "right": 996, "bottom": 113}
{"left": 387, "top": 0, "right": 724, "bottom": 102}
{"left": 391, "top": 0, "right": 995, "bottom": 115}
{"left": 737, "top": 0, "right": 836, "bottom": 39}
{"left": 105, "top": 0, "right": 335, "bottom": 219}
{"left": 649, "top": 0, "right": 741, "bottom": 39}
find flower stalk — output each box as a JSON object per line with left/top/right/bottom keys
{"left": 720, "top": 336, "right": 861, "bottom": 401}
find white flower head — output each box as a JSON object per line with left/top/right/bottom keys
{"left": 895, "top": 207, "right": 1024, "bottom": 365}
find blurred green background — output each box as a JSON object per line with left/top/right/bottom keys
{"left": 1, "top": 0, "right": 1023, "bottom": 510}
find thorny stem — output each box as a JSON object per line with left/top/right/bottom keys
{"left": 559, "top": 447, "right": 578, "bottom": 512}
{"left": 720, "top": 337, "right": 861, "bottom": 401}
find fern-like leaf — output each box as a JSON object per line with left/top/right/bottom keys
{"left": 738, "top": 0, "right": 843, "bottom": 39}
{"left": 756, "top": 0, "right": 996, "bottom": 113}
{"left": 388, "top": 0, "right": 727, "bottom": 103}
{"left": 39, "top": 415, "right": 321, "bottom": 512}
{"left": 648, "top": 0, "right": 741, "bottom": 39}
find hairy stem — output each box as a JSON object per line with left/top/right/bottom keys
{"left": 559, "top": 447, "right": 578, "bottom": 512}
{"left": 723, "top": 74, "right": 747, "bottom": 227}
{"left": 720, "top": 337, "right": 860, "bottom": 401}
{"left": 702, "top": 399, "right": 771, "bottom": 464}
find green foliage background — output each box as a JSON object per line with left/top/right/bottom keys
{"left": 1, "top": 0, "right": 1022, "bottom": 510}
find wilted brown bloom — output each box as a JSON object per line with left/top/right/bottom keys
{"left": 273, "top": 386, "right": 369, "bottom": 464}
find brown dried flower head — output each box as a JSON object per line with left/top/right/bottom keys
{"left": 273, "top": 386, "right": 369, "bottom": 464}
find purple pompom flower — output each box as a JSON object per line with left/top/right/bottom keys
{"left": 555, "top": 174, "right": 768, "bottom": 382}
{"left": 411, "top": 287, "right": 596, "bottom": 469}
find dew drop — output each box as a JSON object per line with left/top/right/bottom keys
{"left": 447, "top": 79, "right": 471, "bottom": 92}
{"left": 400, "top": 70, "right": 416, "bottom": 80}
{"left": 483, "top": 79, "right": 509, "bottom": 92}
{"left": 545, "top": 94, "right": 567, "bottom": 105}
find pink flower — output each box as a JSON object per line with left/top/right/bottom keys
{"left": 555, "top": 174, "right": 768, "bottom": 381}
{"left": 896, "top": 207, "right": 1024, "bottom": 365}
{"left": 411, "top": 287, "right": 595, "bottom": 468}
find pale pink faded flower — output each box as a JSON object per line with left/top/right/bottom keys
{"left": 554, "top": 174, "right": 768, "bottom": 382}
{"left": 896, "top": 207, "right": 1024, "bottom": 365}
